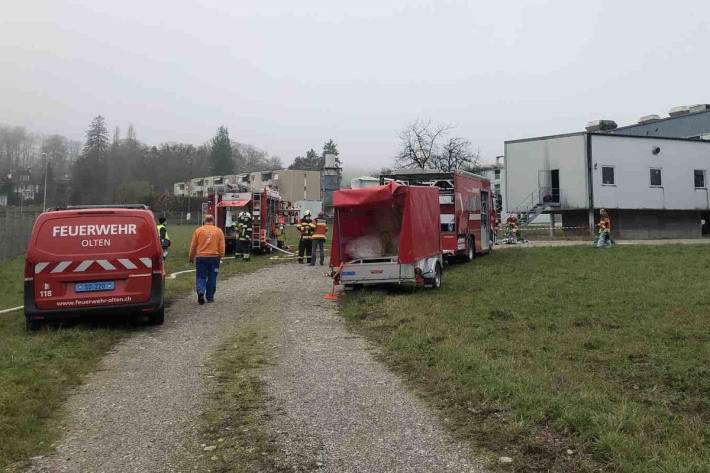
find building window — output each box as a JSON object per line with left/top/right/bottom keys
{"left": 494, "top": 169, "right": 500, "bottom": 178}
{"left": 601, "top": 166, "right": 615, "bottom": 185}
{"left": 650, "top": 168, "right": 662, "bottom": 187}
{"left": 695, "top": 170, "right": 706, "bottom": 188}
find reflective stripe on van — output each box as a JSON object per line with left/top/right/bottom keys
{"left": 34, "top": 258, "right": 152, "bottom": 274}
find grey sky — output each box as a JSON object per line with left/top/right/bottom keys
{"left": 1, "top": 0, "right": 709, "bottom": 169}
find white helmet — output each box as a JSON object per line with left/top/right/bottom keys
{"left": 244, "top": 212, "right": 251, "bottom": 219}
{"left": 238, "top": 211, "right": 244, "bottom": 218}
{"left": 304, "top": 209, "right": 311, "bottom": 216}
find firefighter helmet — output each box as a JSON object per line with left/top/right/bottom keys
{"left": 304, "top": 209, "right": 311, "bottom": 216}
{"left": 318, "top": 210, "right": 324, "bottom": 217}
{"left": 244, "top": 212, "right": 251, "bottom": 219}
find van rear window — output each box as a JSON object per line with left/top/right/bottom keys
{"left": 36, "top": 215, "right": 154, "bottom": 255}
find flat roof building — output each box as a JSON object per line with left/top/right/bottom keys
{"left": 505, "top": 106, "right": 710, "bottom": 239}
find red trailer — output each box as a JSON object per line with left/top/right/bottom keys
{"left": 330, "top": 182, "right": 443, "bottom": 289}
{"left": 204, "top": 187, "right": 283, "bottom": 254}
{"left": 380, "top": 170, "right": 495, "bottom": 261}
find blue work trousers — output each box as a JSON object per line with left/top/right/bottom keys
{"left": 195, "top": 256, "right": 220, "bottom": 301}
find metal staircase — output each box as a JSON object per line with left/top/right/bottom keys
{"left": 510, "top": 187, "right": 560, "bottom": 229}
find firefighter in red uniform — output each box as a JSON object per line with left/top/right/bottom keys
{"left": 297, "top": 210, "right": 314, "bottom": 264}
{"left": 310, "top": 210, "right": 328, "bottom": 266}
{"left": 505, "top": 214, "right": 520, "bottom": 241}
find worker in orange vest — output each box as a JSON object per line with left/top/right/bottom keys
{"left": 596, "top": 208, "right": 614, "bottom": 248}
{"left": 310, "top": 210, "right": 328, "bottom": 266}
{"left": 296, "top": 210, "right": 314, "bottom": 264}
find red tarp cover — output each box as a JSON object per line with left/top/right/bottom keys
{"left": 330, "top": 182, "right": 441, "bottom": 266}
{"left": 217, "top": 200, "right": 250, "bottom": 207}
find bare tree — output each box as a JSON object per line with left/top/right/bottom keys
{"left": 395, "top": 119, "right": 453, "bottom": 169}
{"left": 434, "top": 137, "right": 481, "bottom": 172}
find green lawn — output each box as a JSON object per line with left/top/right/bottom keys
{"left": 340, "top": 246, "right": 710, "bottom": 473}
{"left": 0, "top": 224, "right": 305, "bottom": 470}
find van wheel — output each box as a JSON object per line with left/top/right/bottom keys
{"left": 26, "top": 317, "right": 42, "bottom": 331}
{"left": 148, "top": 307, "right": 165, "bottom": 326}
{"left": 425, "top": 263, "right": 442, "bottom": 290}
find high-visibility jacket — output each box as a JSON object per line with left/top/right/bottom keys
{"left": 599, "top": 216, "right": 610, "bottom": 233}
{"left": 239, "top": 218, "right": 253, "bottom": 241}
{"left": 297, "top": 218, "right": 314, "bottom": 240}
{"left": 311, "top": 218, "right": 327, "bottom": 240}
{"left": 275, "top": 224, "right": 286, "bottom": 243}
{"left": 156, "top": 224, "right": 170, "bottom": 242}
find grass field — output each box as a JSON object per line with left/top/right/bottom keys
{"left": 340, "top": 245, "right": 710, "bottom": 473}
{"left": 0, "top": 224, "right": 304, "bottom": 470}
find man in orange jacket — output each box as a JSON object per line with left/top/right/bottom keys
{"left": 189, "top": 214, "right": 225, "bottom": 304}
{"left": 310, "top": 210, "right": 328, "bottom": 266}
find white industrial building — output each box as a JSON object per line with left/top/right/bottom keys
{"left": 505, "top": 107, "right": 710, "bottom": 238}
{"left": 174, "top": 169, "right": 321, "bottom": 203}
{"left": 350, "top": 176, "right": 380, "bottom": 189}
{"left": 477, "top": 156, "right": 506, "bottom": 216}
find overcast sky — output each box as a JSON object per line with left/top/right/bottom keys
{"left": 1, "top": 0, "right": 709, "bottom": 169}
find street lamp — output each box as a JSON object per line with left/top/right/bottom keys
{"left": 42, "top": 152, "right": 48, "bottom": 211}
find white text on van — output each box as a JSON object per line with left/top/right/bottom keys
{"left": 52, "top": 224, "right": 138, "bottom": 237}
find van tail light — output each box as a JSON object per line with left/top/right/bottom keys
{"left": 24, "top": 260, "right": 34, "bottom": 281}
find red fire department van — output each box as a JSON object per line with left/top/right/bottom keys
{"left": 23, "top": 205, "right": 165, "bottom": 330}
{"left": 381, "top": 169, "right": 495, "bottom": 261}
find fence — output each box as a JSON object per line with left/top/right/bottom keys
{"left": 0, "top": 209, "right": 42, "bottom": 260}
{"left": 151, "top": 210, "right": 199, "bottom": 226}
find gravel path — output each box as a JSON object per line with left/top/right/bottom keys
{"left": 262, "top": 265, "right": 487, "bottom": 473}
{"left": 26, "top": 265, "right": 279, "bottom": 473}
{"left": 25, "top": 263, "right": 487, "bottom": 473}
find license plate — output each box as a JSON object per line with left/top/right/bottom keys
{"left": 75, "top": 281, "right": 115, "bottom": 292}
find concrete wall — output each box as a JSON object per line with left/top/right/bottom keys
{"left": 612, "top": 209, "right": 702, "bottom": 239}
{"left": 273, "top": 170, "right": 320, "bottom": 203}
{"left": 505, "top": 133, "right": 589, "bottom": 212}
{"left": 591, "top": 134, "right": 710, "bottom": 210}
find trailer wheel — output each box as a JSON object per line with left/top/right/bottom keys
{"left": 425, "top": 263, "right": 442, "bottom": 290}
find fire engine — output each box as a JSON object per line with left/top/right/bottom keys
{"left": 380, "top": 169, "right": 496, "bottom": 261}
{"left": 203, "top": 184, "right": 283, "bottom": 254}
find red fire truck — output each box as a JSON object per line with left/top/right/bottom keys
{"left": 380, "top": 169, "right": 495, "bottom": 261}
{"left": 203, "top": 186, "right": 283, "bottom": 254}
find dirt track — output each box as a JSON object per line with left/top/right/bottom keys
{"left": 24, "top": 264, "right": 487, "bottom": 473}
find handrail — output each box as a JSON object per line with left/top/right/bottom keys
{"left": 510, "top": 189, "right": 538, "bottom": 214}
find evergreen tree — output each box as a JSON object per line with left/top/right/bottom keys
{"left": 83, "top": 115, "right": 110, "bottom": 159}
{"left": 322, "top": 139, "right": 339, "bottom": 157}
{"left": 289, "top": 148, "right": 322, "bottom": 170}
{"left": 321, "top": 139, "right": 340, "bottom": 168}
{"left": 72, "top": 115, "right": 110, "bottom": 204}
{"left": 209, "top": 126, "right": 234, "bottom": 175}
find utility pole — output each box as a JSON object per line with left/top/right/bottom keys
{"left": 42, "top": 152, "right": 48, "bottom": 212}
